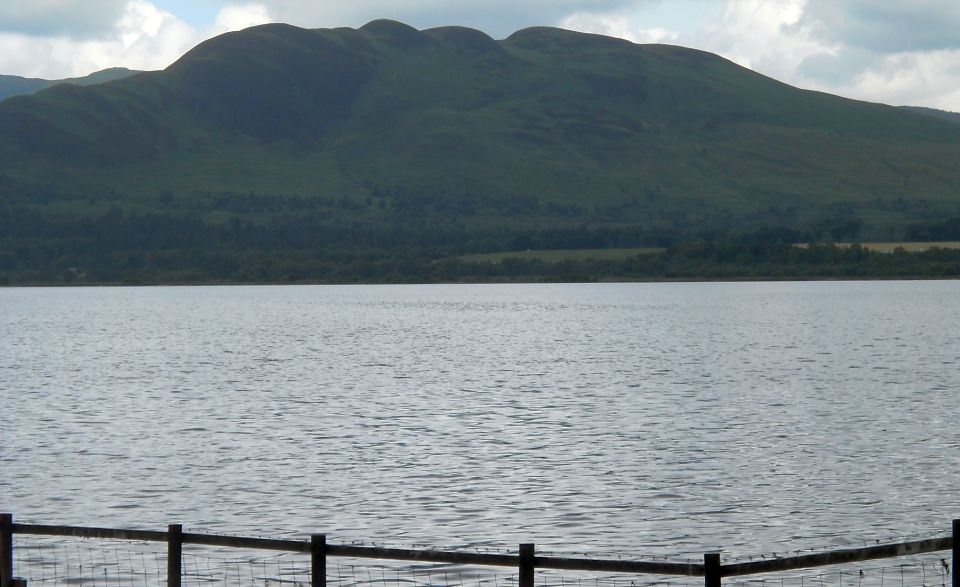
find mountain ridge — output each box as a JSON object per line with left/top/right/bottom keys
{"left": 900, "top": 105, "right": 960, "bottom": 124}
{"left": 2, "top": 20, "right": 960, "bottom": 283}
{"left": 0, "top": 67, "right": 139, "bottom": 101}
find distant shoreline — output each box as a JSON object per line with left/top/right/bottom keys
{"left": 3, "top": 274, "right": 958, "bottom": 288}
{"left": 5, "top": 241, "right": 960, "bottom": 286}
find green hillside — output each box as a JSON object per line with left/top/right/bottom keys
{"left": 901, "top": 106, "right": 960, "bottom": 125}
{"left": 0, "top": 67, "right": 138, "bottom": 101}
{"left": 2, "top": 20, "right": 960, "bottom": 283}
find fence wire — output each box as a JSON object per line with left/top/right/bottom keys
{"left": 9, "top": 537, "right": 700, "bottom": 587}
{"left": 7, "top": 536, "right": 953, "bottom": 587}
{"left": 725, "top": 530, "right": 952, "bottom": 564}
{"left": 12, "top": 536, "right": 166, "bottom": 585}
{"left": 325, "top": 565, "right": 703, "bottom": 587}
{"left": 724, "top": 557, "right": 952, "bottom": 587}
{"left": 182, "top": 549, "right": 312, "bottom": 586}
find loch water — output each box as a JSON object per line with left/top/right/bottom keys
{"left": 1, "top": 281, "right": 958, "bottom": 558}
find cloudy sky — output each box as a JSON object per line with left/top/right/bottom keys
{"left": 1, "top": 0, "right": 959, "bottom": 111}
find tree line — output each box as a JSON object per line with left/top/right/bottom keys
{"left": 3, "top": 203, "right": 960, "bottom": 284}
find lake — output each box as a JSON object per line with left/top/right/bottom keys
{"left": 1, "top": 281, "right": 958, "bottom": 561}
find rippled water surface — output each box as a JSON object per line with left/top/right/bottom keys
{"left": 2, "top": 282, "right": 958, "bottom": 557}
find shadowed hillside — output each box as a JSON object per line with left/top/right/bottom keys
{"left": 901, "top": 106, "right": 960, "bottom": 125}
{"left": 0, "top": 67, "right": 138, "bottom": 101}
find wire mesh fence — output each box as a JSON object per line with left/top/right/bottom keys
{"left": 9, "top": 536, "right": 705, "bottom": 587}
{"left": 323, "top": 566, "right": 707, "bottom": 587}
{"left": 12, "top": 536, "right": 166, "bottom": 585}
{"left": 4, "top": 525, "right": 955, "bottom": 587}
{"left": 182, "top": 548, "right": 308, "bottom": 586}
{"left": 723, "top": 531, "right": 956, "bottom": 565}
{"left": 724, "top": 557, "right": 952, "bottom": 587}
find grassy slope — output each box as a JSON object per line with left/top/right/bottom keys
{"left": 0, "top": 68, "right": 138, "bottom": 101}
{"left": 336, "top": 24, "right": 960, "bottom": 220}
{"left": 1, "top": 21, "right": 960, "bottom": 239}
{"left": 0, "top": 76, "right": 49, "bottom": 101}
{"left": 901, "top": 106, "right": 960, "bottom": 125}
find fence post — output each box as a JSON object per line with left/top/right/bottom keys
{"left": 167, "top": 524, "right": 182, "bottom": 587}
{"left": 312, "top": 534, "right": 326, "bottom": 587}
{"left": 704, "top": 552, "right": 721, "bottom": 587}
{"left": 953, "top": 519, "right": 958, "bottom": 587}
{"left": 1, "top": 514, "right": 12, "bottom": 587}
{"left": 519, "top": 543, "right": 535, "bottom": 587}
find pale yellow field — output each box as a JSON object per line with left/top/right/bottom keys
{"left": 454, "top": 247, "right": 665, "bottom": 263}
{"left": 456, "top": 243, "right": 960, "bottom": 264}
{"left": 796, "top": 242, "right": 960, "bottom": 253}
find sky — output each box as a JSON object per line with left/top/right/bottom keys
{"left": 1, "top": 0, "right": 959, "bottom": 111}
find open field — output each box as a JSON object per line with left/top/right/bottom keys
{"left": 857, "top": 241, "right": 960, "bottom": 252}
{"left": 454, "top": 247, "right": 666, "bottom": 263}
{"left": 796, "top": 242, "right": 960, "bottom": 252}
{"left": 459, "top": 243, "right": 960, "bottom": 264}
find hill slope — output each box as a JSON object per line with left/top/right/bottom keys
{"left": 901, "top": 106, "right": 960, "bottom": 125}
{"left": 0, "top": 67, "right": 138, "bottom": 101}
{"left": 2, "top": 21, "right": 960, "bottom": 283}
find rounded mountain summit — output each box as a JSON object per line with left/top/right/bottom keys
{"left": 1, "top": 18, "right": 959, "bottom": 240}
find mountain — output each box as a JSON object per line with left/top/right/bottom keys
{"left": 901, "top": 106, "right": 960, "bottom": 125}
{"left": 0, "top": 67, "right": 138, "bottom": 101}
{"left": 2, "top": 20, "right": 960, "bottom": 283}
{"left": 0, "top": 76, "right": 49, "bottom": 101}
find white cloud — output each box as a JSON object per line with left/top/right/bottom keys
{"left": 559, "top": 12, "right": 680, "bottom": 44}
{"left": 0, "top": 1, "right": 195, "bottom": 78}
{"left": 797, "top": 0, "right": 960, "bottom": 54}
{"left": 114, "top": 0, "right": 192, "bottom": 50}
{"left": 209, "top": 2, "right": 272, "bottom": 35}
{"left": 816, "top": 49, "right": 960, "bottom": 110}
{"left": 688, "top": 0, "right": 960, "bottom": 110}
{"left": 0, "top": 0, "right": 274, "bottom": 79}
{"left": 0, "top": 0, "right": 128, "bottom": 38}
{"left": 694, "top": 0, "right": 838, "bottom": 81}
{"left": 241, "top": 0, "right": 648, "bottom": 38}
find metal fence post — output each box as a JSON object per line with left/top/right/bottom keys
{"left": 952, "top": 519, "right": 958, "bottom": 587}
{"left": 705, "top": 552, "right": 721, "bottom": 587}
{"left": 167, "top": 524, "right": 182, "bottom": 587}
{"left": 1, "top": 514, "right": 12, "bottom": 587}
{"left": 519, "top": 543, "right": 535, "bottom": 587}
{"left": 312, "top": 534, "right": 326, "bottom": 587}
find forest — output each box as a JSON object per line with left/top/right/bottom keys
{"left": 3, "top": 196, "right": 959, "bottom": 284}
